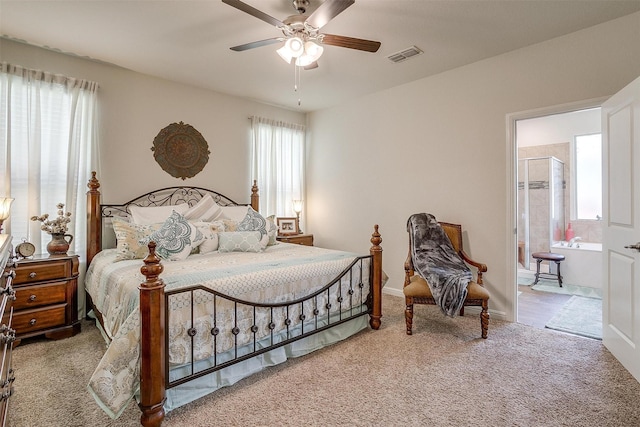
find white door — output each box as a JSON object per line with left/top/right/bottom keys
{"left": 602, "top": 76, "right": 640, "bottom": 382}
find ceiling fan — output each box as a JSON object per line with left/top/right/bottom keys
{"left": 222, "top": 0, "right": 381, "bottom": 69}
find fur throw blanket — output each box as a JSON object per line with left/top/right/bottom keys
{"left": 408, "top": 213, "right": 472, "bottom": 316}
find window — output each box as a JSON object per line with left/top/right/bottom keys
{"left": 0, "top": 62, "right": 99, "bottom": 253}
{"left": 574, "top": 133, "right": 602, "bottom": 220}
{"left": 250, "top": 116, "right": 305, "bottom": 219}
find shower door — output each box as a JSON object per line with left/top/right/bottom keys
{"left": 518, "top": 157, "right": 565, "bottom": 270}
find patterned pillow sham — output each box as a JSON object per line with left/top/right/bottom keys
{"left": 237, "top": 207, "right": 268, "bottom": 238}
{"left": 265, "top": 215, "right": 278, "bottom": 246}
{"left": 112, "top": 217, "right": 162, "bottom": 261}
{"left": 193, "top": 220, "right": 225, "bottom": 254}
{"left": 218, "top": 231, "right": 268, "bottom": 253}
{"left": 140, "top": 211, "right": 203, "bottom": 261}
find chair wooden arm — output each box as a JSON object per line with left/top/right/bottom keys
{"left": 404, "top": 250, "right": 414, "bottom": 288}
{"left": 459, "top": 249, "right": 487, "bottom": 285}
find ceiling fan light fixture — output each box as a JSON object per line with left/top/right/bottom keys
{"left": 285, "top": 37, "right": 304, "bottom": 57}
{"left": 277, "top": 45, "right": 294, "bottom": 63}
{"left": 295, "top": 41, "right": 323, "bottom": 67}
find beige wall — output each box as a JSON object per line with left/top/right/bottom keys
{"left": 0, "top": 38, "right": 305, "bottom": 204}
{"left": 307, "top": 12, "right": 640, "bottom": 320}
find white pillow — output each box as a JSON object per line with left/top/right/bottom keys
{"left": 139, "top": 210, "right": 202, "bottom": 261}
{"left": 194, "top": 220, "right": 225, "bottom": 254}
{"left": 220, "top": 205, "right": 250, "bottom": 222}
{"left": 184, "top": 194, "right": 223, "bottom": 222}
{"left": 130, "top": 203, "right": 189, "bottom": 225}
{"left": 218, "top": 231, "right": 268, "bottom": 253}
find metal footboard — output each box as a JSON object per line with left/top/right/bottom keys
{"left": 164, "top": 255, "right": 373, "bottom": 389}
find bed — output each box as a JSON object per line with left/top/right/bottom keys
{"left": 84, "top": 172, "right": 383, "bottom": 426}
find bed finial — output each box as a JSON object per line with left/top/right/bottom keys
{"left": 251, "top": 180, "right": 259, "bottom": 212}
{"left": 87, "top": 171, "right": 100, "bottom": 191}
{"left": 141, "top": 242, "right": 164, "bottom": 281}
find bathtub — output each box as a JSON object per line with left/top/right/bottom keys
{"left": 551, "top": 242, "right": 603, "bottom": 289}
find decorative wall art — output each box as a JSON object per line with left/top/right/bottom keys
{"left": 151, "top": 121, "right": 210, "bottom": 180}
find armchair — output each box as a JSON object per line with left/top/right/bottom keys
{"left": 403, "top": 218, "right": 490, "bottom": 338}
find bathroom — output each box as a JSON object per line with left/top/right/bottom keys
{"left": 517, "top": 108, "right": 602, "bottom": 291}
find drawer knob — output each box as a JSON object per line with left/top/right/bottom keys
{"left": 28, "top": 295, "right": 36, "bottom": 302}
{"left": 29, "top": 272, "right": 37, "bottom": 279}
{"left": 29, "top": 318, "right": 36, "bottom": 326}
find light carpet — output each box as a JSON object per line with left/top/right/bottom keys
{"left": 545, "top": 295, "right": 603, "bottom": 340}
{"left": 8, "top": 294, "right": 640, "bottom": 427}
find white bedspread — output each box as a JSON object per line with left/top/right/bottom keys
{"left": 85, "top": 243, "right": 369, "bottom": 418}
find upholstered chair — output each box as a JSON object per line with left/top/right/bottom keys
{"left": 403, "top": 220, "right": 490, "bottom": 338}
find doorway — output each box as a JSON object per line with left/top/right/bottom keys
{"left": 510, "top": 103, "right": 604, "bottom": 338}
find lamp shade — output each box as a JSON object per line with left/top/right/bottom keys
{"left": 0, "top": 197, "right": 14, "bottom": 221}
{"left": 296, "top": 41, "right": 324, "bottom": 67}
{"left": 292, "top": 199, "right": 303, "bottom": 214}
{"left": 286, "top": 37, "right": 304, "bottom": 57}
{"left": 277, "top": 45, "right": 294, "bottom": 64}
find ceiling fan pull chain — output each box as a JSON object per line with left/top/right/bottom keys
{"left": 294, "top": 63, "right": 302, "bottom": 106}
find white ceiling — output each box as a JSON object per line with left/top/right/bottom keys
{"left": 2, "top": 0, "right": 640, "bottom": 112}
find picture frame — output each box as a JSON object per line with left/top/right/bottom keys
{"left": 277, "top": 217, "right": 299, "bottom": 235}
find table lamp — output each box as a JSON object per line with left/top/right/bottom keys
{"left": 0, "top": 197, "right": 14, "bottom": 233}
{"left": 292, "top": 199, "right": 303, "bottom": 234}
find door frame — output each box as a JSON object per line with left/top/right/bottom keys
{"left": 506, "top": 97, "right": 608, "bottom": 322}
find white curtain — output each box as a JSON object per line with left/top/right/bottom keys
{"left": 0, "top": 62, "right": 100, "bottom": 315}
{"left": 250, "top": 116, "right": 305, "bottom": 221}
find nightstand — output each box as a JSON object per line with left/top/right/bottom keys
{"left": 4, "top": 253, "right": 80, "bottom": 346}
{"left": 276, "top": 233, "right": 314, "bottom": 246}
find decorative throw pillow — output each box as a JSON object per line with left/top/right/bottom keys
{"left": 140, "top": 210, "right": 202, "bottom": 261}
{"left": 218, "top": 231, "right": 268, "bottom": 253}
{"left": 222, "top": 219, "right": 239, "bottom": 232}
{"left": 265, "top": 215, "right": 278, "bottom": 246}
{"left": 194, "top": 220, "right": 225, "bottom": 254}
{"left": 112, "top": 217, "right": 162, "bottom": 261}
{"left": 183, "top": 194, "right": 223, "bottom": 222}
{"left": 220, "top": 205, "right": 250, "bottom": 222}
{"left": 237, "top": 207, "right": 268, "bottom": 238}
{"left": 129, "top": 203, "right": 189, "bottom": 225}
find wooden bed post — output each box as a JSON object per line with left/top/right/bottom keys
{"left": 86, "top": 171, "right": 101, "bottom": 267}
{"left": 369, "top": 224, "right": 382, "bottom": 330}
{"left": 251, "top": 180, "right": 259, "bottom": 212}
{"left": 139, "top": 243, "right": 166, "bottom": 427}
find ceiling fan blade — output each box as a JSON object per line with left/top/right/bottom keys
{"left": 306, "top": 0, "right": 354, "bottom": 29}
{"left": 222, "top": 0, "right": 284, "bottom": 28}
{"left": 304, "top": 61, "right": 319, "bottom": 70}
{"left": 321, "top": 34, "right": 381, "bottom": 53}
{"left": 230, "top": 38, "right": 283, "bottom": 51}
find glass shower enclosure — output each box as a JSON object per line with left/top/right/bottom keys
{"left": 517, "top": 156, "right": 565, "bottom": 270}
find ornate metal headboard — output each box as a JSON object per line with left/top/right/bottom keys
{"left": 101, "top": 186, "right": 244, "bottom": 219}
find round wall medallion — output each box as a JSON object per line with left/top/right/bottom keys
{"left": 151, "top": 121, "right": 210, "bottom": 180}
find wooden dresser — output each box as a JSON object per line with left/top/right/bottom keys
{"left": 0, "top": 235, "right": 16, "bottom": 426}
{"left": 276, "top": 233, "right": 314, "bottom": 246}
{"left": 7, "top": 253, "right": 80, "bottom": 346}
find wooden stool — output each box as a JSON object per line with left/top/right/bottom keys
{"left": 531, "top": 252, "right": 565, "bottom": 287}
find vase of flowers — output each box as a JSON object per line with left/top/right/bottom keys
{"left": 31, "top": 203, "right": 73, "bottom": 255}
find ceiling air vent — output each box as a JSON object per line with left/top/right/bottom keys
{"left": 387, "top": 46, "right": 423, "bottom": 63}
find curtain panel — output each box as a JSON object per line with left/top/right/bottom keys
{"left": 0, "top": 62, "right": 100, "bottom": 316}
{"left": 250, "top": 116, "right": 306, "bottom": 223}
